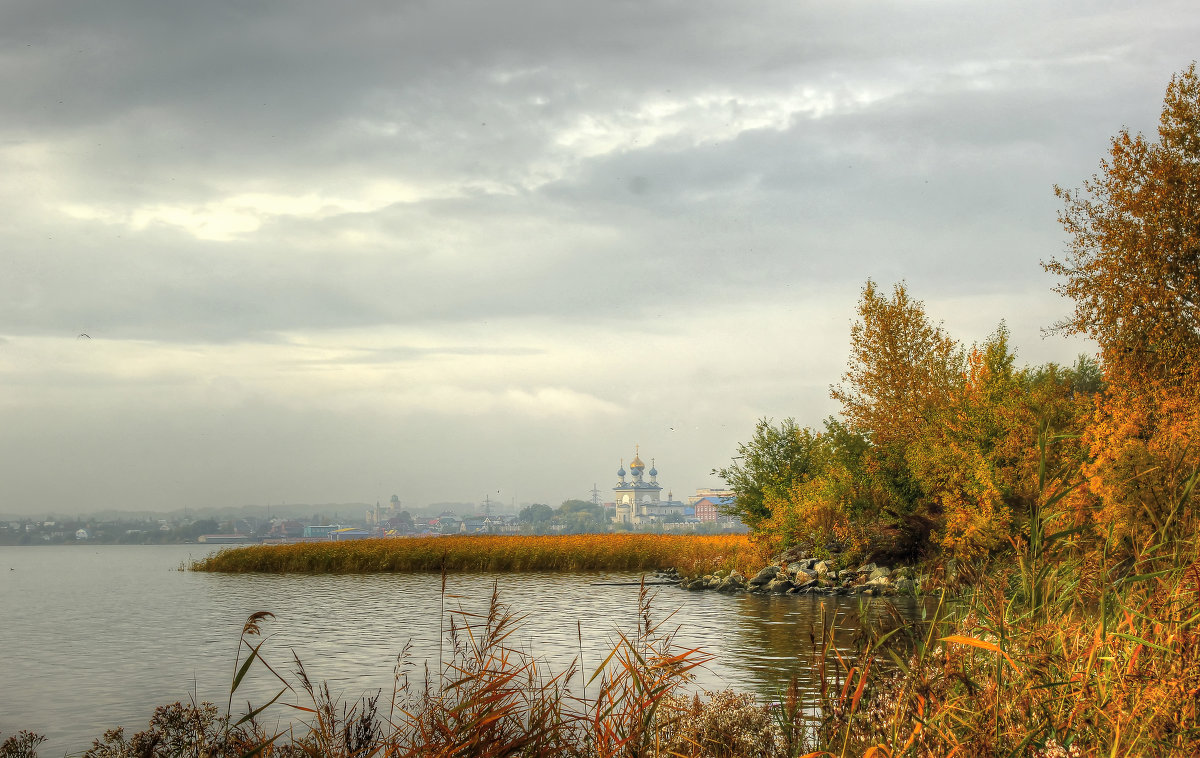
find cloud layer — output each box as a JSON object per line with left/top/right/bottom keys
{"left": 1, "top": 1, "right": 1196, "bottom": 513}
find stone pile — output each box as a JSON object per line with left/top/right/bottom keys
{"left": 661, "top": 556, "right": 926, "bottom": 597}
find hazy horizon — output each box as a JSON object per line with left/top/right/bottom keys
{"left": 0, "top": 498, "right": 601, "bottom": 523}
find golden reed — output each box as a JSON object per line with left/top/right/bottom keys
{"left": 191, "top": 533, "right": 767, "bottom": 575}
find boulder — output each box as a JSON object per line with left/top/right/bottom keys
{"left": 748, "top": 566, "right": 781, "bottom": 586}
{"left": 766, "top": 578, "right": 795, "bottom": 594}
{"left": 855, "top": 563, "right": 877, "bottom": 575}
{"left": 778, "top": 545, "right": 808, "bottom": 564}
{"left": 813, "top": 560, "right": 832, "bottom": 575}
{"left": 792, "top": 570, "right": 814, "bottom": 585}
{"left": 892, "top": 566, "right": 913, "bottom": 580}
{"left": 894, "top": 578, "right": 916, "bottom": 594}
{"left": 868, "top": 567, "right": 891, "bottom": 581}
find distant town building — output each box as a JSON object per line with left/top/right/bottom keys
{"left": 692, "top": 496, "right": 733, "bottom": 522}
{"left": 197, "top": 534, "right": 252, "bottom": 544}
{"left": 426, "top": 514, "right": 461, "bottom": 535}
{"left": 460, "top": 516, "right": 487, "bottom": 533}
{"left": 269, "top": 520, "right": 305, "bottom": 538}
{"left": 303, "top": 524, "right": 346, "bottom": 538}
{"left": 612, "top": 447, "right": 686, "bottom": 525}
{"left": 687, "top": 487, "right": 734, "bottom": 505}
{"left": 329, "top": 527, "right": 371, "bottom": 541}
{"left": 367, "top": 497, "right": 401, "bottom": 528}
{"left": 688, "top": 488, "right": 746, "bottom": 529}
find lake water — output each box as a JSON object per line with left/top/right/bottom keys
{"left": 0, "top": 544, "right": 925, "bottom": 756}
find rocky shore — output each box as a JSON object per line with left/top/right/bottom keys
{"left": 661, "top": 549, "right": 928, "bottom": 597}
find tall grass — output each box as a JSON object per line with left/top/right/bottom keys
{"left": 800, "top": 545, "right": 1199, "bottom": 756}
{"left": 191, "top": 534, "right": 766, "bottom": 576}
{"left": 799, "top": 435, "right": 1200, "bottom": 757}
{"left": 40, "top": 578, "right": 810, "bottom": 758}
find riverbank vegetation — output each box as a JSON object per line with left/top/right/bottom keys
{"left": 705, "top": 63, "right": 1200, "bottom": 755}
{"left": 719, "top": 64, "right": 1200, "bottom": 579}
{"left": 191, "top": 533, "right": 767, "bottom": 576}
{"left": 772, "top": 63, "right": 1196, "bottom": 568}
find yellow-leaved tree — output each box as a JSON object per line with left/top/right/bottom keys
{"left": 832, "top": 285, "right": 1090, "bottom": 560}
{"left": 831, "top": 280, "right": 968, "bottom": 556}
{"left": 1045, "top": 63, "right": 1200, "bottom": 547}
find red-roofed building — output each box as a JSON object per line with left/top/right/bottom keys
{"left": 693, "top": 496, "right": 733, "bottom": 522}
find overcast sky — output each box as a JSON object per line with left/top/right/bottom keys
{"left": 1, "top": 1, "right": 1197, "bottom": 516}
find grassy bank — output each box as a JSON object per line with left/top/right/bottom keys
{"left": 190, "top": 533, "right": 766, "bottom": 575}
{"left": 808, "top": 541, "right": 1200, "bottom": 756}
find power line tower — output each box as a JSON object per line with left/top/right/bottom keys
{"left": 590, "top": 483, "right": 601, "bottom": 506}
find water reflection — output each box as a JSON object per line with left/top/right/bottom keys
{"left": 708, "top": 593, "right": 927, "bottom": 697}
{"left": 0, "top": 546, "right": 928, "bottom": 755}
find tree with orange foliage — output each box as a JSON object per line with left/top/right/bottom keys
{"left": 1047, "top": 63, "right": 1200, "bottom": 393}
{"left": 832, "top": 280, "right": 963, "bottom": 451}
{"left": 1046, "top": 63, "right": 1200, "bottom": 546}
{"left": 832, "top": 286, "right": 1091, "bottom": 559}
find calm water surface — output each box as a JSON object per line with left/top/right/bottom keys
{"left": 0, "top": 544, "right": 924, "bottom": 756}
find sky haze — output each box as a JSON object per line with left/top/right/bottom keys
{"left": 2, "top": 1, "right": 1197, "bottom": 515}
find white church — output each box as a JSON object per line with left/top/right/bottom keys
{"left": 611, "top": 446, "right": 686, "bottom": 525}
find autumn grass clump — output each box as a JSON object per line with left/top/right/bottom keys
{"left": 190, "top": 533, "right": 767, "bottom": 577}
{"left": 799, "top": 537, "right": 1199, "bottom": 757}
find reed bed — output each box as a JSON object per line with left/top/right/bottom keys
{"left": 190, "top": 534, "right": 766, "bottom": 576}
